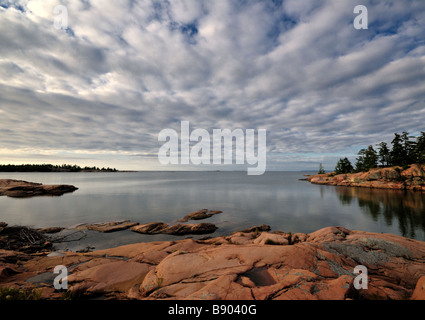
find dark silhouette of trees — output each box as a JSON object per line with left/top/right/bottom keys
{"left": 0, "top": 164, "right": 118, "bottom": 172}
{"left": 355, "top": 145, "right": 378, "bottom": 172}
{"left": 331, "top": 131, "right": 425, "bottom": 173}
{"left": 335, "top": 157, "right": 354, "bottom": 174}
{"left": 377, "top": 142, "right": 390, "bottom": 167}
{"left": 416, "top": 132, "right": 425, "bottom": 164}
{"left": 390, "top": 133, "right": 405, "bottom": 166}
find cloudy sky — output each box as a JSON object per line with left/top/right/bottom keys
{"left": 1, "top": 0, "right": 425, "bottom": 171}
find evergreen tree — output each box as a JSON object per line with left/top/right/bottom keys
{"left": 355, "top": 145, "right": 377, "bottom": 172}
{"left": 364, "top": 145, "right": 378, "bottom": 169}
{"left": 377, "top": 141, "right": 390, "bottom": 167}
{"left": 415, "top": 131, "right": 425, "bottom": 164}
{"left": 355, "top": 148, "right": 366, "bottom": 172}
{"left": 390, "top": 133, "right": 405, "bottom": 166}
{"left": 332, "top": 130, "right": 425, "bottom": 174}
{"left": 335, "top": 157, "right": 353, "bottom": 174}
{"left": 401, "top": 131, "right": 416, "bottom": 165}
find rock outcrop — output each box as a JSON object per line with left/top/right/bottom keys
{"left": 131, "top": 222, "right": 218, "bottom": 235}
{"left": 307, "top": 164, "right": 425, "bottom": 191}
{"left": 178, "top": 209, "right": 222, "bottom": 222}
{"left": 1, "top": 226, "right": 424, "bottom": 300}
{"left": 0, "top": 179, "right": 78, "bottom": 198}
{"left": 76, "top": 220, "right": 139, "bottom": 233}
{"left": 72, "top": 209, "right": 222, "bottom": 235}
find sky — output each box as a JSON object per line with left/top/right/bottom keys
{"left": 0, "top": 0, "right": 425, "bottom": 171}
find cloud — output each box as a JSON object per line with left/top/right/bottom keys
{"left": 0, "top": 0, "right": 425, "bottom": 170}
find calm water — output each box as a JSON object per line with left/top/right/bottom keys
{"left": 1, "top": 171, "right": 424, "bottom": 250}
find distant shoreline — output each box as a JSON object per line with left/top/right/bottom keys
{"left": 0, "top": 164, "right": 118, "bottom": 173}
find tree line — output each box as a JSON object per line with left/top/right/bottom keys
{"left": 319, "top": 131, "right": 425, "bottom": 175}
{"left": 0, "top": 164, "right": 118, "bottom": 172}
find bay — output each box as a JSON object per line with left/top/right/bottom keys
{"left": 0, "top": 171, "right": 424, "bottom": 250}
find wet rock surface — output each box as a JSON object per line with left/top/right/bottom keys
{"left": 76, "top": 220, "right": 139, "bottom": 233}
{"left": 131, "top": 222, "right": 218, "bottom": 235}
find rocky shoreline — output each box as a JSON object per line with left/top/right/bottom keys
{"left": 1, "top": 178, "right": 424, "bottom": 300}
{"left": 1, "top": 222, "right": 424, "bottom": 300}
{"left": 306, "top": 164, "right": 425, "bottom": 191}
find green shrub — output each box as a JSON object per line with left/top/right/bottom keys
{"left": 0, "top": 286, "right": 43, "bottom": 300}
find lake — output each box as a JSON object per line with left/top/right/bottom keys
{"left": 1, "top": 171, "right": 424, "bottom": 250}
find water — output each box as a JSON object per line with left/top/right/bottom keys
{"left": 1, "top": 171, "right": 424, "bottom": 250}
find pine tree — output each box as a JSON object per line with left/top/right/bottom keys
{"left": 390, "top": 133, "right": 405, "bottom": 166}
{"left": 355, "top": 145, "right": 377, "bottom": 172}
{"left": 401, "top": 131, "right": 416, "bottom": 165}
{"left": 377, "top": 141, "right": 390, "bottom": 167}
{"left": 335, "top": 157, "right": 354, "bottom": 174}
{"left": 364, "top": 145, "right": 378, "bottom": 169}
{"left": 416, "top": 132, "right": 425, "bottom": 164}
{"left": 355, "top": 149, "right": 366, "bottom": 172}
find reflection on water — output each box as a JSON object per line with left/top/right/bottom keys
{"left": 335, "top": 186, "right": 425, "bottom": 239}
{"left": 0, "top": 172, "right": 424, "bottom": 250}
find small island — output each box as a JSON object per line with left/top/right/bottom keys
{"left": 307, "top": 164, "right": 425, "bottom": 191}
{"left": 0, "top": 179, "right": 78, "bottom": 198}
{"left": 311, "top": 131, "right": 425, "bottom": 191}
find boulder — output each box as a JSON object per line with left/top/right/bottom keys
{"left": 131, "top": 222, "right": 168, "bottom": 234}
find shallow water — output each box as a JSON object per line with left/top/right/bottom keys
{"left": 0, "top": 171, "right": 424, "bottom": 250}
